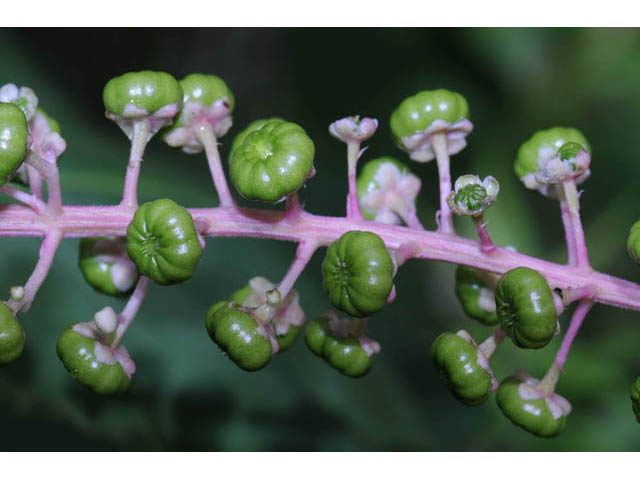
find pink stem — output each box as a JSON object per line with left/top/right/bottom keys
{"left": 555, "top": 299, "right": 595, "bottom": 372}
{"left": 23, "top": 152, "right": 62, "bottom": 215}
{"left": 1, "top": 204, "right": 640, "bottom": 311}
{"left": 285, "top": 192, "right": 303, "bottom": 218}
{"left": 195, "top": 123, "right": 236, "bottom": 208}
{"left": 112, "top": 276, "right": 151, "bottom": 348}
{"left": 562, "top": 180, "right": 590, "bottom": 269}
{"left": 6, "top": 229, "right": 63, "bottom": 314}
{"left": 346, "top": 141, "right": 364, "bottom": 220}
{"left": 432, "top": 134, "right": 455, "bottom": 235}
{"left": 472, "top": 214, "right": 496, "bottom": 253}
{"left": 26, "top": 166, "right": 44, "bottom": 201}
{"left": 478, "top": 326, "right": 505, "bottom": 358}
{"left": 0, "top": 186, "right": 46, "bottom": 214}
{"left": 120, "top": 120, "right": 150, "bottom": 209}
{"left": 559, "top": 196, "right": 577, "bottom": 266}
{"left": 563, "top": 284, "right": 598, "bottom": 305}
{"left": 277, "top": 241, "right": 318, "bottom": 300}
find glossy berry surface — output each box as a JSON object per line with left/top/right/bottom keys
{"left": 126, "top": 198, "right": 202, "bottom": 285}
{"left": 78, "top": 237, "right": 138, "bottom": 297}
{"left": 0, "top": 102, "right": 28, "bottom": 186}
{"left": 322, "top": 230, "right": 394, "bottom": 317}
{"left": 205, "top": 302, "right": 273, "bottom": 371}
{"left": 454, "top": 265, "right": 498, "bottom": 326}
{"left": 627, "top": 220, "right": 640, "bottom": 264}
{"left": 495, "top": 267, "right": 556, "bottom": 349}
{"left": 229, "top": 120, "right": 314, "bottom": 203}
{"left": 56, "top": 327, "right": 131, "bottom": 395}
{"left": 103, "top": 71, "right": 183, "bottom": 118}
{"left": 432, "top": 331, "right": 494, "bottom": 406}
{"left": 0, "top": 303, "right": 25, "bottom": 366}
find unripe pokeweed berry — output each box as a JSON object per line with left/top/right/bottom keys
{"left": 126, "top": 198, "right": 202, "bottom": 286}
{"left": 205, "top": 302, "right": 273, "bottom": 371}
{"left": 454, "top": 265, "right": 499, "bottom": 326}
{"left": 0, "top": 302, "right": 25, "bottom": 366}
{"left": 495, "top": 267, "right": 557, "bottom": 349}
{"left": 322, "top": 230, "right": 394, "bottom": 317}
{"left": 228, "top": 276, "right": 306, "bottom": 352}
{"left": 514, "top": 127, "right": 590, "bottom": 193}
{"left": 431, "top": 330, "right": 497, "bottom": 406}
{"left": 390, "top": 89, "right": 472, "bottom": 162}
{"left": 229, "top": 118, "right": 285, "bottom": 158}
{"left": 496, "top": 372, "right": 571, "bottom": 438}
{"left": 162, "top": 73, "right": 235, "bottom": 153}
{"left": 79, "top": 237, "right": 139, "bottom": 297}
{"left": 56, "top": 324, "right": 133, "bottom": 395}
{"left": 103, "top": 71, "right": 183, "bottom": 119}
{"left": 304, "top": 313, "right": 378, "bottom": 378}
{"left": 229, "top": 120, "right": 315, "bottom": 203}
{"left": 631, "top": 377, "right": 640, "bottom": 422}
{"left": 356, "top": 156, "right": 421, "bottom": 225}
{"left": 0, "top": 102, "right": 29, "bottom": 186}
{"left": 627, "top": 220, "right": 640, "bottom": 264}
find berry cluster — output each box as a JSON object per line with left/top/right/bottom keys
{"left": 2, "top": 71, "right": 640, "bottom": 439}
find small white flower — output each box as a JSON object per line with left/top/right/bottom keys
{"left": 329, "top": 116, "right": 378, "bottom": 144}
{"left": 447, "top": 174, "right": 499, "bottom": 216}
{"left": 0, "top": 83, "right": 38, "bottom": 121}
{"left": 360, "top": 162, "right": 421, "bottom": 225}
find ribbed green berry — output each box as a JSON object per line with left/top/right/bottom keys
{"left": 0, "top": 303, "right": 25, "bottom": 366}
{"left": 495, "top": 267, "right": 556, "bottom": 349}
{"left": 229, "top": 120, "right": 314, "bottom": 203}
{"left": 205, "top": 302, "right": 272, "bottom": 371}
{"left": 496, "top": 375, "right": 569, "bottom": 438}
{"left": 390, "top": 89, "right": 469, "bottom": 141}
{"left": 631, "top": 377, "right": 640, "bottom": 422}
{"left": 454, "top": 184, "right": 486, "bottom": 213}
{"left": 514, "top": 127, "right": 590, "bottom": 180}
{"left": 432, "top": 331, "right": 494, "bottom": 406}
{"left": 229, "top": 118, "right": 285, "bottom": 158}
{"left": 323, "top": 336, "right": 374, "bottom": 378}
{"left": 179, "top": 73, "right": 234, "bottom": 113}
{"left": 322, "top": 231, "right": 394, "bottom": 317}
{"left": 126, "top": 199, "right": 202, "bottom": 286}
{"left": 454, "top": 265, "right": 498, "bottom": 326}
{"left": 103, "top": 71, "right": 183, "bottom": 118}
{"left": 627, "top": 220, "right": 640, "bottom": 264}
{"left": 56, "top": 327, "right": 131, "bottom": 395}
{"left": 0, "top": 102, "right": 28, "bottom": 186}
{"left": 304, "top": 316, "right": 330, "bottom": 357}
{"left": 78, "top": 237, "right": 138, "bottom": 297}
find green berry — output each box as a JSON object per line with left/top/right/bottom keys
{"left": 454, "top": 265, "right": 498, "bottom": 326}
{"left": 432, "top": 330, "right": 495, "bottom": 406}
{"left": 205, "top": 302, "right": 273, "bottom": 371}
{"left": 304, "top": 314, "right": 378, "bottom": 377}
{"left": 323, "top": 336, "right": 374, "bottom": 378}
{"left": 276, "top": 324, "right": 301, "bottom": 351}
{"left": 322, "top": 231, "right": 394, "bottom": 317}
{"left": 495, "top": 267, "right": 557, "bottom": 349}
{"left": 0, "top": 303, "right": 25, "bottom": 366}
{"left": 126, "top": 198, "right": 202, "bottom": 285}
{"left": 103, "top": 71, "right": 183, "bottom": 118}
{"left": 631, "top": 377, "right": 640, "bottom": 422}
{"left": 179, "top": 73, "right": 234, "bottom": 113}
{"left": 627, "top": 220, "right": 640, "bottom": 264}
{"left": 496, "top": 373, "right": 571, "bottom": 438}
{"left": 390, "top": 89, "right": 471, "bottom": 162}
{"left": 229, "top": 118, "right": 285, "bottom": 158}
{"left": 56, "top": 326, "right": 132, "bottom": 395}
{"left": 514, "top": 127, "right": 590, "bottom": 181}
{"left": 0, "top": 102, "right": 28, "bottom": 186}
{"left": 304, "top": 316, "right": 330, "bottom": 357}
{"left": 229, "top": 120, "right": 315, "bottom": 203}
{"left": 78, "top": 237, "right": 139, "bottom": 297}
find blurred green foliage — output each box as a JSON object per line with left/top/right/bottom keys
{"left": 1, "top": 28, "right": 640, "bottom": 451}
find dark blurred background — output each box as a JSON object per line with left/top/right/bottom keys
{"left": 1, "top": 28, "right": 640, "bottom": 451}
